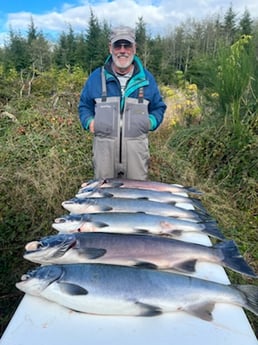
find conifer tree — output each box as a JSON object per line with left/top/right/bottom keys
{"left": 239, "top": 9, "right": 253, "bottom": 35}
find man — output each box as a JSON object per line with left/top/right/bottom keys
{"left": 78, "top": 25, "right": 166, "bottom": 180}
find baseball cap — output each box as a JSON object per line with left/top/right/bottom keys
{"left": 110, "top": 26, "right": 135, "bottom": 44}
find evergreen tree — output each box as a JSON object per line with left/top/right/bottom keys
{"left": 148, "top": 36, "right": 164, "bottom": 83}
{"left": 27, "top": 17, "right": 38, "bottom": 45}
{"left": 135, "top": 17, "right": 149, "bottom": 67}
{"left": 26, "top": 18, "right": 52, "bottom": 72}
{"left": 239, "top": 9, "right": 253, "bottom": 35}
{"left": 223, "top": 4, "right": 237, "bottom": 44}
{"left": 74, "top": 32, "right": 88, "bottom": 71}
{"left": 53, "top": 25, "right": 77, "bottom": 69}
{"left": 4, "top": 28, "right": 30, "bottom": 71}
{"left": 85, "top": 9, "right": 105, "bottom": 73}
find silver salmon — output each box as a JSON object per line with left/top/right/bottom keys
{"left": 16, "top": 263, "right": 258, "bottom": 320}
{"left": 23, "top": 232, "right": 257, "bottom": 277}
{"left": 80, "top": 178, "right": 202, "bottom": 195}
{"left": 52, "top": 212, "right": 224, "bottom": 240}
{"left": 62, "top": 197, "right": 211, "bottom": 222}
{"left": 76, "top": 187, "right": 206, "bottom": 211}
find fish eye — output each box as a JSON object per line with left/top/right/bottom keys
{"left": 37, "top": 242, "right": 44, "bottom": 249}
{"left": 55, "top": 217, "right": 66, "bottom": 223}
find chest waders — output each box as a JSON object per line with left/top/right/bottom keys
{"left": 93, "top": 68, "right": 150, "bottom": 180}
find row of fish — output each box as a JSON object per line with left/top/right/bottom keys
{"left": 16, "top": 178, "right": 258, "bottom": 322}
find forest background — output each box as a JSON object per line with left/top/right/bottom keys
{"left": 0, "top": 5, "right": 257, "bottom": 338}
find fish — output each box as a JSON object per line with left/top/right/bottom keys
{"left": 52, "top": 212, "right": 224, "bottom": 240}
{"left": 16, "top": 263, "right": 258, "bottom": 320}
{"left": 80, "top": 178, "right": 202, "bottom": 195}
{"left": 62, "top": 197, "right": 211, "bottom": 222}
{"left": 23, "top": 232, "right": 257, "bottom": 277}
{"left": 76, "top": 187, "right": 206, "bottom": 212}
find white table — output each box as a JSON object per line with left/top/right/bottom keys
{"left": 1, "top": 201, "right": 257, "bottom": 345}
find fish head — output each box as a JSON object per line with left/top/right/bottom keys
{"left": 52, "top": 214, "right": 88, "bottom": 232}
{"left": 23, "top": 234, "right": 77, "bottom": 263}
{"left": 16, "top": 265, "right": 63, "bottom": 296}
{"left": 62, "top": 198, "right": 101, "bottom": 213}
{"left": 76, "top": 186, "right": 103, "bottom": 199}
{"left": 80, "top": 178, "right": 105, "bottom": 189}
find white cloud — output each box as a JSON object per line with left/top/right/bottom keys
{"left": 2, "top": 0, "right": 258, "bottom": 42}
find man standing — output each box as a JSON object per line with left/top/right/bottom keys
{"left": 78, "top": 26, "right": 166, "bottom": 180}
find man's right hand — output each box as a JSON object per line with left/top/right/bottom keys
{"left": 89, "top": 120, "right": 95, "bottom": 133}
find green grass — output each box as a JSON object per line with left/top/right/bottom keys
{"left": 0, "top": 97, "right": 257, "bottom": 338}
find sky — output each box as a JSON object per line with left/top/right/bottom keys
{"left": 0, "top": 0, "right": 257, "bottom": 45}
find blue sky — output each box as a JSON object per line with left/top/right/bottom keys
{"left": 1, "top": 0, "right": 257, "bottom": 45}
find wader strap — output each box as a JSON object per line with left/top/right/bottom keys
{"left": 138, "top": 87, "right": 144, "bottom": 103}
{"left": 101, "top": 67, "right": 107, "bottom": 102}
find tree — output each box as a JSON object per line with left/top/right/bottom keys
{"left": 239, "top": 8, "right": 253, "bottom": 35}
{"left": 74, "top": 32, "right": 88, "bottom": 71}
{"left": 4, "top": 28, "right": 30, "bottom": 71}
{"left": 85, "top": 9, "right": 108, "bottom": 73}
{"left": 27, "top": 17, "right": 38, "bottom": 45}
{"left": 53, "top": 25, "right": 77, "bottom": 69}
{"left": 135, "top": 17, "right": 149, "bottom": 67}
{"left": 223, "top": 4, "right": 237, "bottom": 44}
{"left": 29, "top": 34, "right": 52, "bottom": 72}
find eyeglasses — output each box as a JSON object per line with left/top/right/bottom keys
{"left": 113, "top": 41, "right": 133, "bottom": 50}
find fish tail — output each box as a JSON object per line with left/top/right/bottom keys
{"left": 185, "top": 186, "right": 203, "bottom": 195}
{"left": 197, "top": 212, "right": 215, "bottom": 222}
{"left": 191, "top": 198, "right": 208, "bottom": 213}
{"left": 217, "top": 240, "right": 257, "bottom": 278}
{"left": 202, "top": 221, "right": 225, "bottom": 240}
{"left": 234, "top": 285, "right": 258, "bottom": 316}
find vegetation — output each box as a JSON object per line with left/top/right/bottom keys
{"left": 0, "top": 4, "right": 257, "bottom": 339}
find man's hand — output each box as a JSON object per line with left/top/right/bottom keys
{"left": 89, "top": 120, "right": 95, "bottom": 133}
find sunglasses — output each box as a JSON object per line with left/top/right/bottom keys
{"left": 113, "top": 41, "right": 133, "bottom": 50}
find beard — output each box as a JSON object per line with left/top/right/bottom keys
{"left": 112, "top": 53, "right": 134, "bottom": 71}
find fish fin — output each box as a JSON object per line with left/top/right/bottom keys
{"left": 105, "top": 181, "right": 123, "bottom": 188}
{"left": 167, "top": 201, "right": 177, "bottom": 206}
{"left": 173, "top": 260, "right": 197, "bottom": 273}
{"left": 202, "top": 221, "right": 225, "bottom": 240}
{"left": 58, "top": 282, "right": 88, "bottom": 296}
{"left": 218, "top": 240, "right": 257, "bottom": 278}
{"left": 234, "top": 285, "right": 258, "bottom": 316}
{"left": 134, "top": 262, "right": 158, "bottom": 269}
{"left": 187, "top": 302, "right": 215, "bottom": 321}
{"left": 78, "top": 247, "right": 107, "bottom": 259}
{"left": 169, "top": 230, "right": 183, "bottom": 237}
{"left": 135, "top": 302, "right": 163, "bottom": 316}
{"left": 101, "top": 191, "right": 114, "bottom": 198}
{"left": 100, "top": 206, "right": 113, "bottom": 211}
{"left": 93, "top": 221, "right": 109, "bottom": 228}
{"left": 134, "top": 229, "right": 150, "bottom": 234}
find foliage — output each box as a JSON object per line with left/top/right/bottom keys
{"left": 0, "top": 97, "right": 94, "bottom": 336}
{"left": 212, "top": 36, "right": 255, "bottom": 131}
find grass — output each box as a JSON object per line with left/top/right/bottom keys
{"left": 0, "top": 95, "right": 257, "bottom": 338}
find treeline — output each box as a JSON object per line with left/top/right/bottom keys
{"left": 0, "top": 5, "right": 257, "bottom": 87}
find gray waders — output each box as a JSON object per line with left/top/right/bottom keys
{"left": 93, "top": 68, "right": 150, "bottom": 180}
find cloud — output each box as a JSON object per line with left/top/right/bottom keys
{"left": 2, "top": 0, "right": 258, "bottom": 41}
